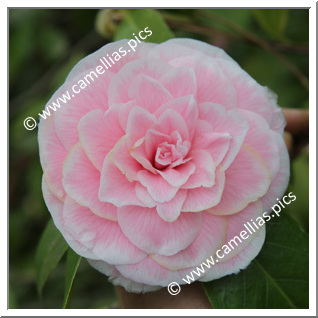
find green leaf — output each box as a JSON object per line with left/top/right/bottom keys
{"left": 253, "top": 9, "right": 289, "bottom": 41}
{"left": 203, "top": 212, "right": 309, "bottom": 308}
{"left": 35, "top": 219, "right": 68, "bottom": 295}
{"left": 114, "top": 9, "right": 174, "bottom": 43}
{"left": 63, "top": 248, "right": 82, "bottom": 308}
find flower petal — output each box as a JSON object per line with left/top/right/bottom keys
{"left": 182, "top": 166, "right": 225, "bottom": 212}
{"left": 109, "top": 136, "right": 143, "bottom": 181}
{"left": 38, "top": 116, "right": 67, "bottom": 200}
{"left": 117, "top": 205, "right": 202, "bottom": 256}
{"left": 135, "top": 183, "right": 157, "bottom": 208}
{"left": 155, "top": 95, "right": 198, "bottom": 139}
{"left": 144, "top": 129, "right": 171, "bottom": 158}
{"left": 88, "top": 259, "right": 161, "bottom": 293}
{"left": 154, "top": 108, "right": 190, "bottom": 141}
{"left": 157, "top": 161, "right": 196, "bottom": 187}
{"left": 156, "top": 190, "right": 187, "bottom": 222}
{"left": 130, "top": 137, "right": 158, "bottom": 174}
{"left": 116, "top": 256, "right": 193, "bottom": 287}
{"left": 128, "top": 74, "right": 173, "bottom": 113}
{"left": 191, "top": 120, "right": 231, "bottom": 166}
{"left": 216, "top": 58, "right": 279, "bottom": 125}
{"left": 63, "top": 197, "right": 146, "bottom": 265}
{"left": 182, "top": 150, "right": 215, "bottom": 189}
{"left": 152, "top": 212, "right": 227, "bottom": 270}
{"left": 108, "top": 59, "right": 171, "bottom": 105}
{"left": 167, "top": 38, "right": 233, "bottom": 62}
{"left": 219, "top": 200, "right": 263, "bottom": 262}
{"left": 189, "top": 58, "right": 237, "bottom": 107}
{"left": 199, "top": 224, "right": 265, "bottom": 282}
{"left": 137, "top": 169, "right": 179, "bottom": 203}
{"left": 125, "top": 106, "right": 156, "bottom": 145}
{"left": 159, "top": 66, "right": 197, "bottom": 99}
{"left": 99, "top": 158, "right": 144, "bottom": 207}
{"left": 62, "top": 144, "right": 117, "bottom": 220}
{"left": 261, "top": 134, "right": 290, "bottom": 211}
{"left": 209, "top": 144, "right": 271, "bottom": 215}
{"left": 42, "top": 177, "right": 97, "bottom": 260}
{"left": 53, "top": 70, "right": 113, "bottom": 150}
{"left": 198, "top": 103, "right": 249, "bottom": 169}
{"left": 238, "top": 109, "right": 280, "bottom": 180}
{"left": 79, "top": 109, "right": 124, "bottom": 171}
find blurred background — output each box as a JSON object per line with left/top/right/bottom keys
{"left": 9, "top": 8, "right": 309, "bottom": 309}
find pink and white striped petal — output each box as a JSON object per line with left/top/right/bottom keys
{"left": 63, "top": 197, "right": 146, "bottom": 265}
{"left": 117, "top": 205, "right": 202, "bottom": 256}
{"left": 62, "top": 144, "right": 118, "bottom": 221}
{"left": 209, "top": 145, "right": 270, "bottom": 216}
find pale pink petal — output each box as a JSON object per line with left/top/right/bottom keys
{"left": 108, "top": 59, "right": 171, "bottom": 105}
{"left": 116, "top": 256, "right": 188, "bottom": 287}
{"left": 88, "top": 260, "right": 161, "bottom": 293}
{"left": 216, "top": 58, "right": 279, "bottom": 125}
{"left": 181, "top": 167, "right": 225, "bottom": 212}
{"left": 117, "top": 205, "right": 202, "bottom": 255}
{"left": 199, "top": 224, "right": 265, "bottom": 282}
{"left": 41, "top": 176, "right": 64, "bottom": 226}
{"left": 270, "top": 107, "right": 286, "bottom": 135}
{"left": 87, "top": 259, "right": 115, "bottom": 276}
{"left": 191, "top": 120, "right": 231, "bottom": 167}
{"left": 135, "top": 183, "right": 157, "bottom": 208}
{"left": 182, "top": 150, "right": 215, "bottom": 189}
{"left": 128, "top": 74, "right": 173, "bottom": 113}
{"left": 192, "top": 58, "right": 237, "bottom": 107}
{"left": 155, "top": 95, "right": 198, "bottom": 139}
{"left": 167, "top": 38, "right": 233, "bottom": 61}
{"left": 218, "top": 200, "right": 263, "bottom": 262}
{"left": 261, "top": 134, "right": 290, "bottom": 211}
{"left": 117, "top": 256, "right": 197, "bottom": 287}
{"left": 108, "top": 136, "right": 143, "bottom": 181}
{"left": 152, "top": 212, "right": 227, "bottom": 269}
{"left": 154, "top": 109, "right": 189, "bottom": 141}
{"left": 63, "top": 197, "right": 146, "bottom": 265}
{"left": 99, "top": 158, "right": 144, "bottom": 207}
{"left": 144, "top": 129, "right": 171, "bottom": 158}
{"left": 137, "top": 169, "right": 179, "bottom": 203}
{"left": 130, "top": 137, "right": 158, "bottom": 174}
{"left": 159, "top": 66, "right": 197, "bottom": 98}
{"left": 156, "top": 190, "right": 187, "bottom": 222}
{"left": 148, "top": 40, "right": 202, "bottom": 63}
{"left": 125, "top": 106, "right": 156, "bottom": 144}
{"left": 62, "top": 144, "right": 117, "bottom": 221}
{"left": 109, "top": 100, "right": 139, "bottom": 131}
{"left": 38, "top": 116, "right": 67, "bottom": 200}
{"left": 53, "top": 70, "right": 113, "bottom": 150}
{"left": 157, "top": 161, "right": 196, "bottom": 187}
{"left": 79, "top": 109, "right": 124, "bottom": 171}
{"left": 198, "top": 103, "right": 249, "bottom": 169}
{"left": 238, "top": 109, "right": 280, "bottom": 179}
{"left": 209, "top": 145, "right": 271, "bottom": 215}
{"left": 42, "top": 177, "right": 97, "bottom": 260}
{"left": 168, "top": 55, "right": 199, "bottom": 69}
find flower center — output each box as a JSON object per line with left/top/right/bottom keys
{"left": 154, "top": 131, "right": 191, "bottom": 170}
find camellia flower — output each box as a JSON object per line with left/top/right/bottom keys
{"left": 39, "top": 38, "right": 290, "bottom": 292}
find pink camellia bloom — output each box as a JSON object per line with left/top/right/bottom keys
{"left": 39, "top": 38, "right": 290, "bottom": 292}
